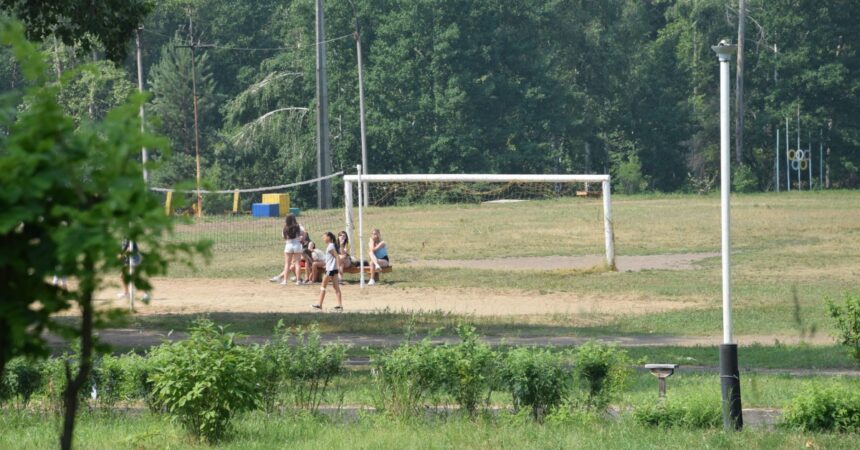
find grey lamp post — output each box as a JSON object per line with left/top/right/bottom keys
{"left": 347, "top": 0, "right": 370, "bottom": 207}
{"left": 712, "top": 40, "right": 743, "bottom": 431}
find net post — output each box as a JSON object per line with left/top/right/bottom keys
{"left": 165, "top": 191, "right": 173, "bottom": 216}
{"left": 356, "top": 165, "right": 365, "bottom": 288}
{"left": 232, "top": 189, "right": 240, "bottom": 215}
{"left": 602, "top": 179, "right": 616, "bottom": 270}
{"left": 344, "top": 180, "right": 354, "bottom": 248}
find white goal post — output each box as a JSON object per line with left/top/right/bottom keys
{"left": 343, "top": 171, "right": 616, "bottom": 286}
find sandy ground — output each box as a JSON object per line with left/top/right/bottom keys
{"left": 404, "top": 252, "right": 719, "bottom": 272}
{"left": 80, "top": 253, "right": 719, "bottom": 317}
{"left": 92, "top": 278, "right": 701, "bottom": 317}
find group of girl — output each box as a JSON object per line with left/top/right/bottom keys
{"left": 271, "top": 213, "right": 389, "bottom": 311}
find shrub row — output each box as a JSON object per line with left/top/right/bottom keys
{"left": 372, "top": 325, "right": 632, "bottom": 421}
{"left": 782, "top": 385, "right": 860, "bottom": 433}
{"left": 2, "top": 321, "right": 633, "bottom": 441}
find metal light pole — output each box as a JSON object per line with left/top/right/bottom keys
{"left": 315, "top": 0, "right": 332, "bottom": 209}
{"left": 135, "top": 27, "right": 148, "bottom": 183}
{"left": 712, "top": 40, "right": 743, "bottom": 431}
{"left": 347, "top": 0, "right": 370, "bottom": 207}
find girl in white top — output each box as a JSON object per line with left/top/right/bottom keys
{"left": 312, "top": 232, "right": 343, "bottom": 311}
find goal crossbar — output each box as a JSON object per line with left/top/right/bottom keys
{"left": 343, "top": 172, "right": 616, "bottom": 287}
{"left": 344, "top": 174, "right": 609, "bottom": 183}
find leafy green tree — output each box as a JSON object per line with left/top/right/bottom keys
{"left": 0, "top": 0, "right": 151, "bottom": 62}
{"left": 56, "top": 60, "right": 136, "bottom": 124}
{"left": 0, "top": 19, "right": 207, "bottom": 449}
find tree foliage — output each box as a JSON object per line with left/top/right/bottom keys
{"left": 0, "top": 18, "right": 208, "bottom": 449}
{"left": 0, "top": 0, "right": 151, "bottom": 62}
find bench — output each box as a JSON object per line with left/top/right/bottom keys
{"left": 296, "top": 264, "right": 393, "bottom": 282}
{"left": 344, "top": 265, "right": 392, "bottom": 281}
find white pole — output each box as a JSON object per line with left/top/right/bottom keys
{"left": 713, "top": 41, "right": 743, "bottom": 430}
{"left": 135, "top": 28, "right": 147, "bottom": 183}
{"left": 601, "top": 179, "right": 615, "bottom": 270}
{"left": 356, "top": 30, "right": 370, "bottom": 208}
{"left": 356, "top": 165, "right": 365, "bottom": 288}
{"left": 344, "top": 180, "right": 354, "bottom": 245}
{"left": 775, "top": 128, "right": 780, "bottom": 192}
{"left": 715, "top": 44, "right": 734, "bottom": 345}
{"left": 785, "top": 118, "right": 790, "bottom": 191}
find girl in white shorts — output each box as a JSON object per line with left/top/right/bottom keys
{"left": 271, "top": 214, "right": 303, "bottom": 285}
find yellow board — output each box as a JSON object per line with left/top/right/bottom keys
{"left": 261, "top": 193, "right": 290, "bottom": 216}
{"left": 232, "top": 190, "right": 240, "bottom": 214}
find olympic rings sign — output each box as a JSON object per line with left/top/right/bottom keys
{"left": 788, "top": 149, "right": 809, "bottom": 171}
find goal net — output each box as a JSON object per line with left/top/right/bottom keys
{"left": 343, "top": 174, "right": 616, "bottom": 286}
{"left": 149, "top": 173, "right": 344, "bottom": 276}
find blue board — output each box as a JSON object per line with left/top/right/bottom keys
{"left": 252, "top": 203, "right": 280, "bottom": 217}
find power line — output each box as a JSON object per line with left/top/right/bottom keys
{"left": 143, "top": 28, "right": 352, "bottom": 52}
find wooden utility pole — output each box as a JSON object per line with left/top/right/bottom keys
{"left": 316, "top": 0, "right": 332, "bottom": 209}
{"left": 735, "top": 0, "right": 746, "bottom": 165}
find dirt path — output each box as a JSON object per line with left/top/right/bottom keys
{"left": 403, "top": 252, "right": 719, "bottom": 272}
{"left": 62, "top": 328, "right": 837, "bottom": 352}
{"left": 84, "top": 277, "right": 702, "bottom": 318}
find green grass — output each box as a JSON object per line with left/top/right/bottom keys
{"left": 625, "top": 344, "right": 858, "bottom": 369}
{"left": 153, "top": 190, "right": 860, "bottom": 338}
{"left": 3, "top": 406, "right": 860, "bottom": 449}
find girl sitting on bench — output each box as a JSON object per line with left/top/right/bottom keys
{"left": 368, "top": 228, "right": 389, "bottom": 286}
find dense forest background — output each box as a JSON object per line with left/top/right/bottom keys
{"left": 2, "top": 0, "right": 859, "bottom": 204}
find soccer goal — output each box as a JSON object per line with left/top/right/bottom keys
{"left": 343, "top": 172, "right": 616, "bottom": 287}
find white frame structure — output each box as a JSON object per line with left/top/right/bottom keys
{"left": 343, "top": 170, "right": 616, "bottom": 287}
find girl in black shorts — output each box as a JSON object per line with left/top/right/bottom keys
{"left": 312, "top": 232, "right": 343, "bottom": 311}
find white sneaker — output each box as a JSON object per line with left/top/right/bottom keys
{"left": 116, "top": 292, "right": 128, "bottom": 299}
{"left": 269, "top": 276, "right": 281, "bottom": 283}
{"left": 368, "top": 279, "right": 376, "bottom": 286}
{"left": 280, "top": 280, "right": 289, "bottom": 286}
{"left": 142, "top": 293, "right": 151, "bottom": 303}
{"left": 289, "top": 276, "right": 296, "bottom": 282}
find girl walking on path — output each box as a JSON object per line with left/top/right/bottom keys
{"left": 312, "top": 232, "right": 343, "bottom": 311}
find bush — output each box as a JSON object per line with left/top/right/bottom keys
{"left": 732, "top": 164, "right": 758, "bottom": 193}
{"left": 782, "top": 385, "right": 860, "bottom": 432}
{"left": 283, "top": 324, "right": 348, "bottom": 412}
{"left": 573, "top": 341, "right": 632, "bottom": 410}
{"left": 372, "top": 338, "right": 446, "bottom": 417}
{"left": 2, "top": 358, "right": 43, "bottom": 409}
{"left": 611, "top": 150, "right": 649, "bottom": 194}
{"left": 633, "top": 391, "right": 721, "bottom": 429}
{"left": 499, "top": 347, "right": 571, "bottom": 421}
{"left": 149, "top": 319, "right": 262, "bottom": 443}
{"left": 439, "top": 325, "right": 497, "bottom": 416}
{"left": 39, "top": 350, "right": 92, "bottom": 414}
{"left": 259, "top": 322, "right": 348, "bottom": 414}
{"left": 91, "top": 354, "right": 125, "bottom": 410}
{"left": 114, "top": 352, "right": 159, "bottom": 410}
{"left": 826, "top": 292, "right": 860, "bottom": 364}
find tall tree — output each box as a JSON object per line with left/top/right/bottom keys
{"left": 148, "top": 33, "right": 219, "bottom": 186}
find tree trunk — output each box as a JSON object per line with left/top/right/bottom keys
{"left": 60, "top": 261, "right": 95, "bottom": 450}
{"left": 735, "top": 0, "right": 746, "bottom": 165}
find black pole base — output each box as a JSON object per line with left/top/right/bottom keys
{"left": 720, "top": 343, "right": 743, "bottom": 430}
